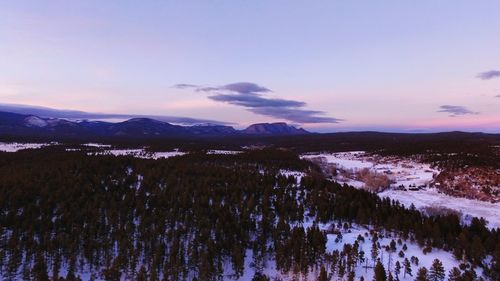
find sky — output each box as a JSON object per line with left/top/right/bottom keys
{"left": 0, "top": 1, "right": 499, "bottom": 132}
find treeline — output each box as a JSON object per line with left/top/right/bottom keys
{"left": 4, "top": 131, "right": 498, "bottom": 168}
{"left": 0, "top": 148, "right": 498, "bottom": 280}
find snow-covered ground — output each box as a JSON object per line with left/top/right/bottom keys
{"left": 324, "top": 224, "right": 464, "bottom": 281}
{"left": 223, "top": 222, "right": 465, "bottom": 281}
{"left": 279, "top": 169, "right": 307, "bottom": 183}
{"left": 0, "top": 142, "right": 57, "bottom": 152}
{"left": 207, "top": 150, "right": 242, "bottom": 155}
{"left": 301, "top": 151, "right": 439, "bottom": 188}
{"left": 83, "top": 143, "right": 112, "bottom": 148}
{"left": 38, "top": 221, "right": 476, "bottom": 281}
{"left": 90, "top": 148, "right": 186, "bottom": 159}
{"left": 302, "top": 151, "right": 500, "bottom": 229}
{"left": 380, "top": 188, "right": 500, "bottom": 229}
{"left": 304, "top": 151, "right": 372, "bottom": 170}
{"left": 148, "top": 151, "right": 186, "bottom": 159}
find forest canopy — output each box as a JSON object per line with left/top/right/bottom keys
{"left": 0, "top": 147, "right": 498, "bottom": 280}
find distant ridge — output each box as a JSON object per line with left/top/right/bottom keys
{"left": 0, "top": 111, "right": 308, "bottom": 139}
{"left": 241, "top": 122, "right": 309, "bottom": 135}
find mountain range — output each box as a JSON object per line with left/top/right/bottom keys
{"left": 0, "top": 111, "right": 309, "bottom": 139}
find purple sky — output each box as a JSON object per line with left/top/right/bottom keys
{"left": 0, "top": 1, "right": 499, "bottom": 132}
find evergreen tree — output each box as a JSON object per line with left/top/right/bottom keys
{"left": 338, "top": 260, "right": 346, "bottom": 280}
{"left": 447, "top": 267, "right": 462, "bottom": 281}
{"left": 32, "top": 253, "right": 49, "bottom": 281}
{"left": 317, "top": 265, "right": 329, "bottom": 281}
{"left": 414, "top": 267, "right": 428, "bottom": 281}
{"left": 429, "top": 259, "right": 445, "bottom": 281}
{"left": 347, "top": 271, "right": 355, "bottom": 281}
{"left": 371, "top": 241, "right": 379, "bottom": 267}
{"left": 136, "top": 266, "right": 147, "bottom": 281}
{"left": 403, "top": 258, "right": 412, "bottom": 278}
{"left": 470, "top": 236, "right": 485, "bottom": 264}
{"left": 461, "top": 269, "right": 477, "bottom": 281}
{"left": 394, "top": 261, "right": 401, "bottom": 279}
{"left": 102, "top": 259, "right": 121, "bottom": 281}
{"left": 150, "top": 267, "right": 159, "bottom": 281}
{"left": 373, "top": 260, "right": 387, "bottom": 281}
{"left": 251, "top": 272, "right": 270, "bottom": 281}
{"left": 51, "top": 254, "right": 61, "bottom": 281}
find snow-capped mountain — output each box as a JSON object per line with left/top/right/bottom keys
{"left": 0, "top": 111, "right": 309, "bottom": 138}
{"left": 241, "top": 122, "right": 309, "bottom": 135}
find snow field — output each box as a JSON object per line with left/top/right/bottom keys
{"left": 0, "top": 142, "right": 57, "bottom": 152}
{"left": 302, "top": 151, "right": 500, "bottom": 230}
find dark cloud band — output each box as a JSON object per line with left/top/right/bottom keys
{"left": 175, "top": 82, "right": 341, "bottom": 124}
{"left": 208, "top": 93, "right": 306, "bottom": 108}
{"left": 250, "top": 107, "right": 342, "bottom": 123}
{"left": 0, "top": 103, "right": 231, "bottom": 125}
{"left": 476, "top": 70, "right": 500, "bottom": 80}
{"left": 172, "top": 83, "right": 198, "bottom": 89}
{"left": 437, "top": 105, "right": 478, "bottom": 117}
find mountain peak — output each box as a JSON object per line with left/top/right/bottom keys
{"left": 123, "top": 118, "right": 165, "bottom": 124}
{"left": 24, "top": 116, "right": 49, "bottom": 127}
{"left": 242, "top": 122, "right": 309, "bottom": 135}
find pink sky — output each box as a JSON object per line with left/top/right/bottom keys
{"left": 0, "top": 1, "right": 499, "bottom": 132}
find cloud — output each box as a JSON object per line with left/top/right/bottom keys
{"left": 176, "top": 82, "right": 342, "bottom": 123}
{"left": 437, "top": 105, "right": 478, "bottom": 117}
{"left": 209, "top": 93, "right": 306, "bottom": 108}
{"left": 172, "top": 83, "right": 199, "bottom": 89}
{"left": 221, "top": 82, "right": 272, "bottom": 94}
{"left": 476, "top": 70, "right": 500, "bottom": 80}
{"left": 250, "top": 107, "right": 343, "bottom": 123}
{"left": 193, "top": 82, "right": 272, "bottom": 94}
{"left": 0, "top": 103, "right": 231, "bottom": 125}
{"left": 496, "top": 94, "right": 500, "bottom": 98}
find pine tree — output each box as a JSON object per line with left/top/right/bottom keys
{"left": 490, "top": 244, "right": 500, "bottom": 281}
{"left": 231, "top": 243, "right": 245, "bottom": 278}
{"left": 447, "top": 267, "right": 462, "bottom": 281}
{"left": 22, "top": 262, "right": 31, "bottom": 281}
{"left": 403, "top": 258, "right": 412, "bottom": 278}
{"left": 470, "top": 236, "right": 485, "bottom": 264}
{"left": 251, "top": 272, "right": 270, "bottom": 281}
{"left": 390, "top": 240, "right": 397, "bottom": 252}
{"left": 373, "top": 260, "right": 387, "bottom": 281}
{"left": 429, "top": 259, "right": 445, "bottom": 281}
{"left": 102, "top": 259, "right": 121, "bottom": 281}
{"left": 330, "top": 250, "right": 339, "bottom": 276}
{"left": 394, "top": 260, "right": 401, "bottom": 279}
{"left": 461, "top": 269, "right": 477, "bottom": 281}
{"left": 338, "top": 260, "right": 346, "bottom": 280}
{"left": 149, "top": 266, "right": 159, "bottom": 281}
{"left": 32, "top": 253, "right": 49, "bottom": 281}
{"left": 317, "top": 265, "right": 329, "bottom": 281}
{"left": 136, "top": 266, "right": 147, "bottom": 281}
{"left": 347, "top": 271, "right": 355, "bottom": 281}
{"left": 51, "top": 254, "right": 61, "bottom": 281}
{"left": 414, "top": 267, "right": 428, "bottom": 281}
{"left": 371, "top": 241, "right": 379, "bottom": 267}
